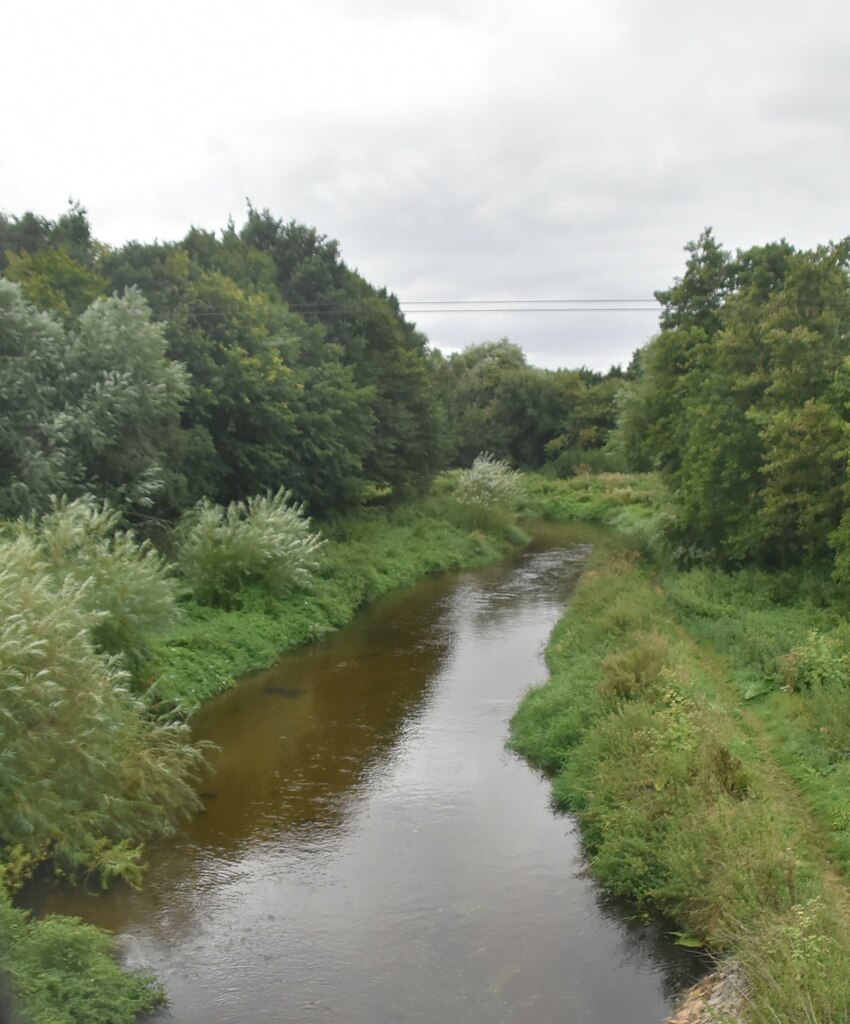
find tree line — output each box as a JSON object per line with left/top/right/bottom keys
{"left": 615, "top": 228, "right": 850, "bottom": 575}
{"left": 0, "top": 202, "right": 626, "bottom": 528}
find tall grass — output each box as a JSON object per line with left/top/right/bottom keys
{"left": 509, "top": 537, "right": 850, "bottom": 1022}
{"left": 177, "top": 488, "right": 324, "bottom": 607}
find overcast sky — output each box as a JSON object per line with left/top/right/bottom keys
{"left": 4, "top": 0, "right": 850, "bottom": 370}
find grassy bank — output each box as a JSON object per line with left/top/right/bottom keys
{"left": 150, "top": 495, "right": 527, "bottom": 712}
{"left": 511, "top": 475, "right": 850, "bottom": 1023}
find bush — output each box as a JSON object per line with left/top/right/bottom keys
{"left": 0, "top": 889, "right": 165, "bottom": 1024}
{"left": 0, "top": 533, "right": 204, "bottom": 885}
{"left": 451, "top": 453, "right": 522, "bottom": 531}
{"left": 177, "top": 488, "right": 324, "bottom": 607}
{"left": 780, "top": 629, "right": 850, "bottom": 693}
{"left": 15, "top": 496, "right": 179, "bottom": 676}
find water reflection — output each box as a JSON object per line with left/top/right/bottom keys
{"left": 26, "top": 529, "right": 697, "bottom": 1023}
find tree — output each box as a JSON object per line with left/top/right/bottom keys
{"left": 238, "top": 208, "right": 444, "bottom": 499}
{"left": 0, "top": 201, "right": 99, "bottom": 274}
{"left": 4, "top": 245, "right": 106, "bottom": 320}
{"left": 103, "top": 241, "right": 375, "bottom": 515}
{"left": 0, "top": 280, "right": 73, "bottom": 517}
{"left": 0, "top": 281, "right": 191, "bottom": 519}
{"left": 62, "top": 288, "right": 190, "bottom": 512}
{"left": 623, "top": 233, "right": 850, "bottom": 568}
{"left": 655, "top": 227, "right": 733, "bottom": 335}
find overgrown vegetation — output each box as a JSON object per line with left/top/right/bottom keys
{"left": 0, "top": 203, "right": 627, "bottom": 532}
{"left": 154, "top": 484, "right": 526, "bottom": 710}
{"left": 0, "top": 524, "right": 202, "bottom": 892}
{"left": 176, "top": 488, "right": 324, "bottom": 608}
{"left": 511, "top": 476, "right": 850, "bottom": 1022}
{"left": 0, "top": 890, "right": 165, "bottom": 1024}
{"left": 6, "top": 207, "right": 850, "bottom": 1022}
{"left": 0, "top": 469, "right": 528, "bottom": 1022}
{"left": 0, "top": 505, "right": 206, "bottom": 1023}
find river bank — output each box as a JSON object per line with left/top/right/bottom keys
{"left": 149, "top": 496, "right": 530, "bottom": 713}
{"left": 17, "top": 524, "right": 697, "bottom": 1023}
{"left": 2, "top": 486, "right": 540, "bottom": 1024}
{"left": 513, "top": 474, "right": 850, "bottom": 1024}
{"left": 15, "top": 470, "right": 850, "bottom": 1023}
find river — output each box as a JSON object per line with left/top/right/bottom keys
{"left": 27, "top": 526, "right": 697, "bottom": 1022}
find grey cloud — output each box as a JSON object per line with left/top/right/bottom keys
{"left": 9, "top": 0, "right": 850, "bottom": 371}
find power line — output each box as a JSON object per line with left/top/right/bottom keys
{"left": 285, "top": 298, "right": 660, "bottom": 314}
{"left": 398, "top": 298, "right": 658, "bottom": 305}
{"left": 0, "top": 296, "right": 663, "bottom": 319}
{"left": 400, "top": 307, "right": 658, "bottom": 313}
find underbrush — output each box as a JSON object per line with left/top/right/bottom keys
{"left": 0, "top": 889, "right": 164, "bottom": 1024}
{"left": 509, "top": 541, "right": 850, "bottom": 1023}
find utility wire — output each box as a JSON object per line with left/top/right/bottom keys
{"left": 399, "top": 307, "right": 658, "bottom": 313}
{"left": 398, "top": 298, "right": 658, "bottom": 305}
{"left": 0, "top": 297, "right": 662, "bottom": 318}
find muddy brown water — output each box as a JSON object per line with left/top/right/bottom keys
{"left": 27, "top": 526, "right": 699, "bottom": 1023}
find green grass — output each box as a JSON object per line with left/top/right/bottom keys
{"left": 148, "top": 495, "right": 528, "bottom": 711}
{"left": 521, "top": 471, "right": 665, "bottom": 525}
{"left": 509, "top": 474, "right": 850, "bottom": 1023}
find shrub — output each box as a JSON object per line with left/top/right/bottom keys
{"left": 0, "top": 533, "right": 204, "bottom": 885}
{"left": 0, "top": 889, "right": 165, "bottom": 1024}
{"left": 780, "top": 629, "right": 850, "bottom": 692}
{"left": 178, "top": 488, "right": 324, "bottom": 606}
{"left": 15, "top": 495, "right": 179, "bottom": 675}
{"left": 452, "top": 453, "right": 522, "bottom": 531}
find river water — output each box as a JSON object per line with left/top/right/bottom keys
{"left": 28, "top": 527, "right": 697, "bottom": 1023}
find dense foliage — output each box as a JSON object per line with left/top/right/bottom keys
{"left": 1, "top": 204, "right": 449, "bottom": 520}
{"left": 1, "top": 204, "right": 627, "bottom": 530}
{"left": 177, "top": 489, "right": 324, "bottom": 607}
{"left": 617, "top": 229, "right": 850, "bottom": 571}
{"left": 10, "top": 205, "right": 850, "bottom": 1020}
{"left": 435, "top": 338, "right": 628, "bottom": 473}
{"left": 0, "top": 279, "right": 188, "bottom": 518}
{"left": 0, "top": 506, "right": 203, "bottom": 892}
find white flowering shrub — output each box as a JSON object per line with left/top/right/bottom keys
{"left": 453, "top": 453, "right": 522, "bottom": 530}
{"left": 178, "top": 488, "right": 324, "bottom": 606}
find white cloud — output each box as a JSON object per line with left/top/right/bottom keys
{"left": 4, "top": 0, "right": 850, "bottom": 369}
